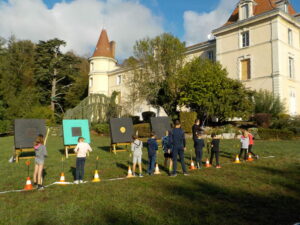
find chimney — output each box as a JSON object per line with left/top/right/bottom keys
{"left": 110, "top": 41, "right": 116, "bottom": 59}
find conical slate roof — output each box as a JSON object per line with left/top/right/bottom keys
{"left": 92, "top": 29, "right": 114, "bottom": 58}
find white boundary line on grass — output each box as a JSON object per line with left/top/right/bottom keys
{"left": 0, "top": 155, "right": 276, "bottom": 195}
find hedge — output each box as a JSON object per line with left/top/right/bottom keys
{"left": 142, "top": 111, "right": 156, "bottom": 123}
{"left": 258, "top": 128, "right": 294, "bottom": 140}
{"left": 180, "top": 112, "right": 197, "bottom": 133}
{"left": 134, "top": 123, "right": 151, "bottom": 137}
{"left": 92, "top": 123, "right": 110, "bottom": 135}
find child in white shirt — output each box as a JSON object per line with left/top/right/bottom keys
{"left": 74, "top": 137, "right": 92, "bottom": 184}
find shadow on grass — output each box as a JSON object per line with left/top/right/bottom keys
{"left": 69, "top": 166, "right": 76, "bottom": 180}
{"left": 97, "top": 146, "right": 111, "bottom": 152}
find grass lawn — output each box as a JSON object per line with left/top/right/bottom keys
{"left": 0, "top": 134, "right": 299, "bottom": 225}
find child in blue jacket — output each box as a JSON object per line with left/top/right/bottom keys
{"left": 147, "top": 132, "right": 158, "bottom": 175}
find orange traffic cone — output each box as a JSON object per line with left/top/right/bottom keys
{"left": 189, "top": 160, "right": 196, "bottom": 170}
{"left": 59, "top": 172, "right": 65, "bottom": 182}
{"left": 154, "top": 163, "right": 161, "bottom": 174}
{"left": 24, "top": 177, "right": 33, "bottom": 190}
{"left": 234, "top": 154, "right": 241, "bottom": 163}
{"left": 127, "top": 165, "right": 133, "bottom": 178}
{"left": 92, "top": 170, "right": 101, "bottom": 182}
{"left": 205, "top": 158, "right": 211, "bottom": 168}
{"left": 247, "top": 153, "right": 254, "bottom": 162}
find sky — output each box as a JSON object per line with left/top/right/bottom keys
{"left": 1, "top": 0, "right": 300, "bottom": 60}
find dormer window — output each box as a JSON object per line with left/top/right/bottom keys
{"left": 242, "top": 4, "right": 250, "bottom": 19}
{"left": 276, "top": 0, "right": 289, "bottom": 13}
{"left": 239, "top": 0, "right": 254, "bottom": 21}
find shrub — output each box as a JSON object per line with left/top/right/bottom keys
{"left": 180, "top": 112, "right": 197, "bottom": 133}
{"left": 254, "top": 113, "right": 272, "bottom": 128}
{"left": 92, "top": 123, "right": 110, "bottom": 135}
{"left": 0, "top": 120, "right": 12, "bottom": 134}
{"left": 134, "top": 123, "right": 151, "bottom": 137}
{"left": 142, "top": 111, "right": 156, "bottom": 123}
{"left": 24, "top": 105, "right": 55, "bottom": 126}
{"left": 258, "top": 128, "right": 294, "bottom": 140}
{"left": 131, "top": 116, "right": 140, "bottom": 124}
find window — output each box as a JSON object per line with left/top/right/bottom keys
{"left": 116, "top": 75, "right": 122, "bottom": 85}
{"left": 289, "top": 88, "right": 296, "bottom": 115}
{"left": 289, "top": 57, "right": 294, "bottom": 79}
{"left": 207, "top": 51, "right": 214, "bottom": 61}
{"left": 91, "top": 62, "right": 94, "bottom": 72}
{"left": 288, "top": 29, "right": 293, "bottom": 45}
{"left": 284, "top": 3, "right": 288, "bottom": 13}
{"left": 241, "top": 59, "right": 251, "bottom": 80}
{"left": 241, "top": 4, "right": 249, "bottom": 20}
{"left": 89, "top": 77, "right": 93, "bottom": 88}
{"left": 241, "top": 31, "right": 250, "bottom": 48}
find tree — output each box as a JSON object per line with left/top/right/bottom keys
{"left": 253, "top": 89, "right": 285, "bottom": 117}
{"left": 128, "top": 33, "right": 186, "bottom": 119}
{"left": 34, "top": 39, "right": 80, "bottom": 116}
{"left": 179, "top": 58, "right": 254, "bottom": 122}
{"left": 0, "top": 37, "right": 38, "bottom": 119}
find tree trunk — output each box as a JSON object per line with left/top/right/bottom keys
{"left": 51, "top": 68, "right": 57, "bottom": 112}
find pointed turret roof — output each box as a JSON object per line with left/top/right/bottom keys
{"left": 92, "top": 29, "right": 114, "bottom": 58}
{"left": 224, "top": 0, "right": 297, "bottom": 26}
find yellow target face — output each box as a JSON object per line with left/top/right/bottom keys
{"left": 120, "top": 127, "right": 126, "bottom": 133}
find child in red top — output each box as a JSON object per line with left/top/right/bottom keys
{"left": 247, "top": 130, "right": 259, "bottom": 159}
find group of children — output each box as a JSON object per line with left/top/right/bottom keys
{"left": 32, "top": 119, "right": 258, "bottom": 189}
{"left": 33, "top": 135, "right": 92, "bottom": 189}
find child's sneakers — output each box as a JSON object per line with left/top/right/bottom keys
{"left": 139, "top": 173, "right": 143, "bottom": 177}
{"left": 74, "top": 180, "right": 79, "bottom": 184}
{"left": 79, "top": 180, "right": 84, "bottom": 184}
{"left": 37, "top": 185, "right": 44, "bottom": 190}
{"left": 216, "top": 165, "right": 221, "bottom": 169}
{"left": 256, "top": 155, "right": 259, "bottom": 159}
{"left": 132, "top": 172, "right": 136, "bottom": 177}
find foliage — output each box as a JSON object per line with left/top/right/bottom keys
{"left": 179, "top": 58, "right": 254, "bottom": 122}
{"left": 134, "top": 123, "right": 151, "bottom": 137}
{"left": 128, "top": 33, "right": 186, "bottom": 119}
{"left": 0, "top": 120, "right": 12, "bottom": 134}
{"left": 271, "top": 115, "right": 300, "bottom": 136}
{"left": 106, "top": 91, "right": 122, "bottom": 119}
{"left": 254, "top": 113, "right": 272, "bottom": 128}
{"left": 24, "top": 105, "right": 55, "bottom": 126}
{"left": 179, "top": 111, "right": 197, "bottom": 133}
{"left": 258, "top": 128, "right": 294, "bottom": 140}
{"left": 141, "top": 111, "right": 156, "bottom": 123}
{"left": 253, "top": 90, "right": 285, "bottom": 117}
{"left": 92, "top": 123, "right": 110, "bottom": 135}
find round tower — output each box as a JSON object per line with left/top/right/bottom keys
{"left": 89, "top": 29, "right": 117, "bottom": 96}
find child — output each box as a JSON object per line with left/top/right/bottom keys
{"left": 74, "top": 137, "right": 92, "bottom": 184}
{"left": 239, "top": 130, "right": 249, "bottom": 160}
{"left": 147, "top": 132, "right": 158, "bottom": 175}
{"left": 247, "top": 130, "right": 259, "bottom": 159}
{"left": 131, "top": 135, "right": 143, "bottom": 177}
{"left": 209, "top": 133, "right": 221, "bottom": 168}
{"left": 33, "top": 135, "right": 47, "bottom": 190}
{"left": 162, "top": 130, "right": 172, "bottom": 171}
{"left": 194, "top": 131, "right": 205, "bottom": 169}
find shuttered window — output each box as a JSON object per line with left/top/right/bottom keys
{"left": 241, "top": 59, "right": 251, "bottom": 80}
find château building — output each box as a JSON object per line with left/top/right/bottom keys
{"left": 89, "top": 0, "right": 300, "bottom": 117}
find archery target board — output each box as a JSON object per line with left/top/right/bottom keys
{"left": 14, "top": 119, "right": 47, "bottom": 149}
{"left": 150, "top": 117, "right": 172, "bottom": 139}
{"left": 109, "top": 118, "right": 134, "bottom": 144}
{"left": 63, "top": 120, "right": 90, "bottom": 145}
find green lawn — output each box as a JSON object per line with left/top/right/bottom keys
{"left": 0, "top": 134, "right": 299, "bottom": 225}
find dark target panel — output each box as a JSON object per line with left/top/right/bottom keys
{"left": 150, "top": 117, "right": 172, "bottom": 139}
{"left": 109, "top": 118, "right": 134, "bottom": 144}
{"left": 14, "top": 119, "right": 47, "bottom": 149}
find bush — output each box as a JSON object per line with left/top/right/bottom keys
{"left": 258, "top": 128, "right": 294, "bottom": 140}
{"left": 271, "top": 115, "right": 300, "bottom": 136}
{"left": 180, "top": 111, "right": 197, "bottom": 133}
{"left": 92, "top": 123, "right": 110, "bottom": 135}
{"left": 24, "top": 106, "right": 55, "bottom": 126}
{"left": 254, "top": 113, "right": 272, "bottom": 128}
{"left": 134, "top": 123, "right": 151, "bottom": 137}
{"left": 0, "top": 120, "right": 12, "bottom": 134}
{"left": 131, "top": 116, "right": 140, "bottom": 124}
{"left": 142, "top": 111, "right": 156, "bottom": 123}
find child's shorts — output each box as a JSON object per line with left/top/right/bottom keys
{"left": 133, "top": 154, "right": 142, "bottom": 164}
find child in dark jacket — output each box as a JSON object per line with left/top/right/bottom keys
{"left": 209, "top": 133, "right": 221, "bottom": 168}
{"left": 147, "top": 133, "right": 158, "bottom": 175}
{"left": 194, "top": 131, "right": 205, "bottom": 169}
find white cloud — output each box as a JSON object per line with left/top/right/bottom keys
{"left": 183, "top": 0, "right": 238, "bottom": 46}
{"left": 0, "top": 0, "right": 164, "bottom": 59}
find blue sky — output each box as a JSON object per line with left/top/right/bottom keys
{"left": 1, "top": 0, "right": 300, "bottom": 58}
{"left": 42, "top": 0, "right": 300, "bottom": 39}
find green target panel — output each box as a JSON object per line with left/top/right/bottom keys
{"left": 63, "top": 120, "right": 90, "bottom": 145}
